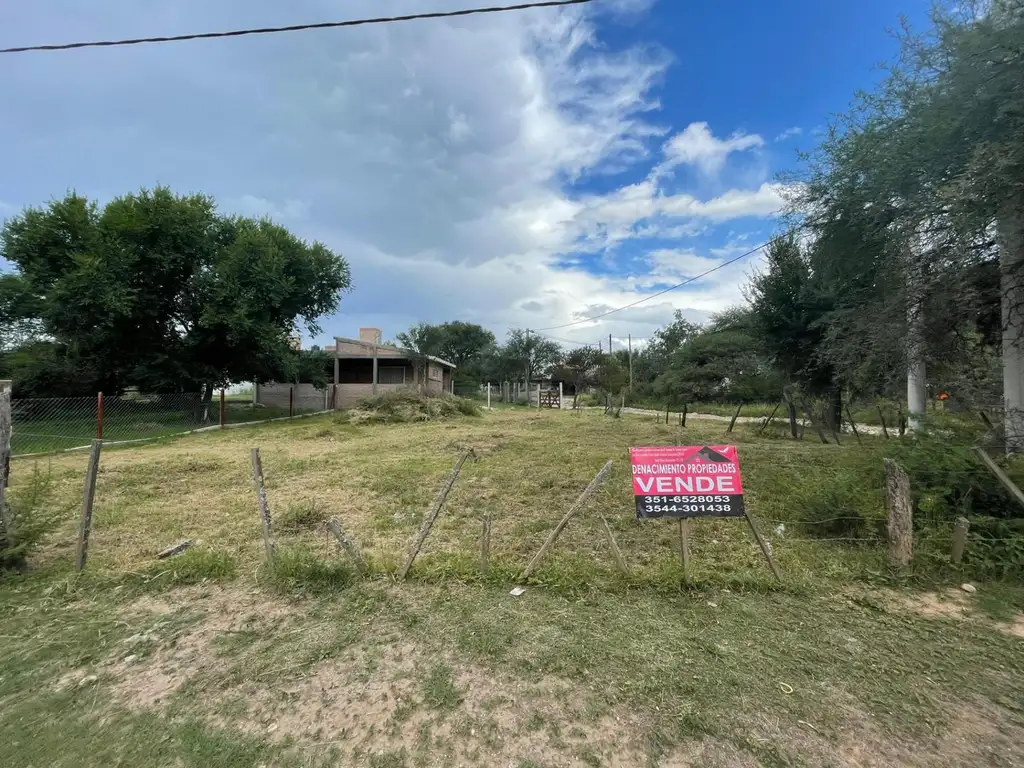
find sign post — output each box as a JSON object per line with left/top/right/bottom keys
{"left": 630, "top": 444, "right": 780, "bottom": 582}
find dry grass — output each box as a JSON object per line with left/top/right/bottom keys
{"left": 18, "top": 408, "right": 886, "bottom": 585}
{"left": 3, "top": 408, "right": 1024, "bottom": 767}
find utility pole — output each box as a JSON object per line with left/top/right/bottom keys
{"left": 628, "top": 334, "right": 633, "bottom": 391}
{"left": 608, "top": 334, "right": 613, "bottom": 357}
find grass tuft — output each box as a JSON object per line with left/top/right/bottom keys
{"left": 269, "top": 548, "right": 356, "bottom": 595}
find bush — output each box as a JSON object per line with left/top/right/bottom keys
{"left": 788, "top": 468, "right": 883, "bottom": 540}
{"left": 1, "top": 463, "right": 65, "bottom": 573}
{"left": 888, "top": 413, "right": 1021, "bottom": 524}
{"left": 340, "top": 390, "right": 481, "bottom": 425}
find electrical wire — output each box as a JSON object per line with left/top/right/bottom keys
{"left": 532, "top": 228, "right": 801, "bottom": 332}
{"left": 0, "top": 0, "right": 595, "bottom": 55}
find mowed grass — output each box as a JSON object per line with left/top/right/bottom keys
{"left": 2, "top": 408, "right": 1023, "bottom": 767}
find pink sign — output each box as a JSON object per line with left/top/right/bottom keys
{"left": 629, "top": 445, "right": 745, "bottom": 519}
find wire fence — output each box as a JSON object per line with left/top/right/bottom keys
{"left": 10, "top": 390, "right": 325, "bottom": 457}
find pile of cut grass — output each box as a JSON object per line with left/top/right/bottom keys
{"left": 341, "top": 390, "right": 481, "bottom": 425}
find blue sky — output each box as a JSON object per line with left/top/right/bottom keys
{"left": 0, "top": 0, "right": 932, "bottom": 348}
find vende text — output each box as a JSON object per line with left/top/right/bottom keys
{"left": 634, "top": 476, "right": 737, "bottom": 493}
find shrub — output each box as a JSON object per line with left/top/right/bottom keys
{"left": 788, "top": 468, "right": 883, "bottom": 540}
{"left": 1, "top": 463, "right": 65, "bottom": 573}
{"left": 340, "top": 391, "right": 481, "bottom": 425}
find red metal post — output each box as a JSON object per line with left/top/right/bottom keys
{"left": 220, "top": 389, "right": 226, "bottom": 428}
{"left": 289, "top": 386, "right": 294, "bottom": 417}
{"left": 96, "top": 391, "right": 104, "bottom": 440}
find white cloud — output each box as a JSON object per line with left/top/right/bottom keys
{"left": 775, "top": 126, "right": 803, "bottom": 142}
{"left": 656, "top": 122, "right": 765, "bottom": 176}
{"left": 0, "top": 0, "right": 787, "bottom": 349}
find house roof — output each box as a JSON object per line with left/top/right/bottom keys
{"left": 332, "top": 336, "right": 457, "bottom": 369}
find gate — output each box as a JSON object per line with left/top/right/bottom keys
{"left": 539, "top": 388, "right": 561, "bottom": 409}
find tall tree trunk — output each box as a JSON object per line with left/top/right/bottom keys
{"left": 906, "top": 241, "right": 928, "bottom": 431}
{"left": 999, "top": 205, "right": 1024, "bottom": 454}
{"left": 201, "top": 382, "right": 215, "bottom": 424}
{"left": 829, "top": 385, "right": 843, "bottom": 433}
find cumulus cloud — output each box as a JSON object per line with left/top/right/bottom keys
{"left": 0, "top": 0, "right": 786, "bottom": 348}
{"left": 656, "top": 122, "right": 765, "bottom": 177}
{"left": 775, "top": 126, "right": 803, "bottom": 142}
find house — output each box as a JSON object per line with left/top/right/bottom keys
{"left": 330, "top": 328, "right": 456, "bottom": 409}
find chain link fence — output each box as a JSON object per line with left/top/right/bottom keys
{"left": 10, "top": 390, "right": 326, "bottom": 457}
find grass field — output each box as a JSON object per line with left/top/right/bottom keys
{"left": 11, "top": 402, "right": 312, "bottom": 457}
{"left": 2, "top": 408, "right": 1022, "bottom": 767}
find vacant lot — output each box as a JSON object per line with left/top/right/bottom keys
{"left": 2, "top": 409, "right": 1022, "bottom": 767}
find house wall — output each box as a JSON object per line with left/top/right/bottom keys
{"left": 255, "top": 382, "right": 328, "bottom": 411}
{"left": 332, "top": 383, "right": 411, "bottom": 409}
{"left": 334, "top": 339, "right": 406, "bottom": 359}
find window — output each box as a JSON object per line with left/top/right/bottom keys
{"left": 378, "top": 366, "right": 406, "bottom": 385}
{"left": 428, "top": 363, "right": 442, "bottom": 382}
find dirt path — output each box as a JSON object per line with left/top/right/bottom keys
{"left": 594, "top": 405, "right": 887, "bottom": 436}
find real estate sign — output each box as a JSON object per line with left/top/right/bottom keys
{"left": 629, "top": 445, "right": 745, "bottom": 519}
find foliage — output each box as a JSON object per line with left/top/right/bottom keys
{"left": 1, "top": 464, "right": 65, "bottom": 573}
{"left": 0, "top": 187, "right": 351, "bottom": 397}
{"left": 395, "top": 321, "right": 497, "bottom": 386}
{"left": 340, "top": 390, "right": 481, "bottom": 425}
{"left": 655, "top": 309, "right": 781, "bottom": 403}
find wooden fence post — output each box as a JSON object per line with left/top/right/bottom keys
{"left": 681, "top": 403, "right": 687, "bottom": 427}
{"left": 800, "top": 400, "right": 829, "bottom": 444}
{"left": 398, "top": 449, "right": 476, "bottom": 580}
{"left": 726, "top": 403, "right": 743, "bottom": 434}
{"left": 883, "top": 458, "right": 913, "bottom": 568}
{"left": 75, "top": 440, "right": 103, "bottom": 571}
{"left": 327, "top": 518, "right": 368, "bottom": 575}
{"left": 758, "top": 400, "right": 783, "bottom": 436}
{"left": 0, "top": 388, "right": 12, "bottom": 539}
{"left": 250, "top": 448, "right": 277, "bottom": 561}
{"left": 951, "top": 516, "right": 970, "bottom": 565}
{"left": 844, "top": 404, "right": 862, "bottom": 444}
{"left": 288, "top": 386, "right": 294, "bottom": 417}
{"left": 220, "top": 389, "right": 226, "bottom": 428}
{"left": 520, "top": 460, "right": 614, "bottom": 580}
{"left": 974, "top": 446, "right": 1024, "bottom": 512}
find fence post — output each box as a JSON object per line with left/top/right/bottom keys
{"left": 883, "top": 458, "right": 913, "bottom": 569}
{"left": 289, "top": 386, "right": 294, "bottom": 417}
{"left": 75, "top": 440, "right": 103, "bottom": 571}
{"left": 487, "top": 383, "right": 491, "bottom": 410}
{"left": 951, "top": 516, "right": 970, "bottom": 564}
{"left": 96, "top": 391, "right": 104, "bottom": 440}
{"left": 220, "top": 389, "right": 226, "bottom": 428}
{"left": 0, "top": 386, "right": 12, "bottom": 539}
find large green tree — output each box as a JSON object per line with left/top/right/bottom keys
{"left": 787, "top": 1, "right": 1024, "bottom": 446}
{"left": 0, "top": 188, "right": 351, "bottom": 398}
{"left": 395, "top": 321, "right": 497, "bottom": 385}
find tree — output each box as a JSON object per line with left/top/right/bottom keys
{"left": 787, "top": 2, "right": 1024, "bottom": 448}
{"left": 656, "top": 310, "right": 780, "bottom": 404}
{"left": 554, "top": 347, "right": 602, "bottom": 407}
{"left": 497, "top": 329, "right": 561, "bottom": 382}
{"left": 0, "top": 188, "right": 351, "bottom": 398}
{"left": 396, "top": 321, "right": 497, "bottom": 385}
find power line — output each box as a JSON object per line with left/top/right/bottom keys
{"left": 533, "top": 229, "right": 797, "bottom": 332}
{"left": 533, "top": 332, "right": 597, "bottom": 347}
{"left": 0, "top": 0, "right": 595, "bottom": 55}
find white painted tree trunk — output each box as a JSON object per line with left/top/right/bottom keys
{"left": 999, "top": 206, "right": 1024, "bottom": 454}
{"left": 906, "top": 242, "right": 927, "bottom": 431}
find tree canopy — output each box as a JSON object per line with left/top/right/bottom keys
{"left": 0, "top": 187, "right": 351, "bottom": 397}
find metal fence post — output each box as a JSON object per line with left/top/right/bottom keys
{"left": 96, "top": 391, "right": 104, "bottom": 440}
{"left": 289, "top": 386, "right": 294, "bottom": 417}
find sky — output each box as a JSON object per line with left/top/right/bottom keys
{"left": 0, "top": 0, "right": 933, "bottom": 351}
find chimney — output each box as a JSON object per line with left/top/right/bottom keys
{"left": 359, "top": 327, "right": 382, "bottom": 345}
